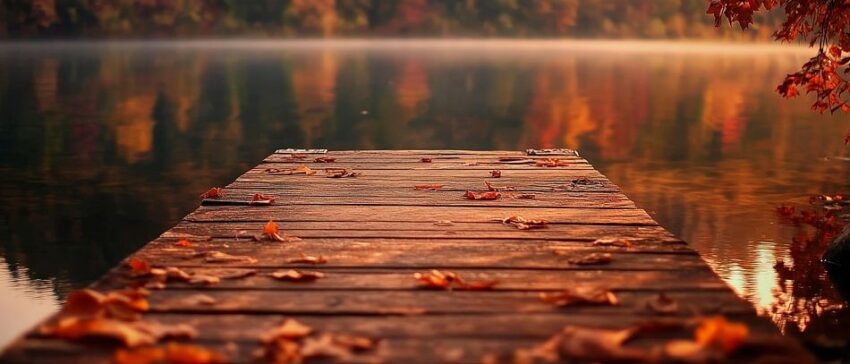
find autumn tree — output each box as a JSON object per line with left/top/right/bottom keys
{"left": 708, "top": 0, "right": 850, "bottom": 114}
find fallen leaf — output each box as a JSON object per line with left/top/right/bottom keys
{"left": 464, "top": 190, "right": 501, "bottom": 200}
{"left": 251, "top": 193, "right": 276, "bottom": 205}
{"left": 199, "top": 187, "right": 224, "bottom": 199}
{"left": 62, "top": 288, "right": 150, "bottom": 321}
{"left": 331, "top": 334, "right": 377, "bottom": 351}
{"left": 301, "top": 333, "right": 353, "bottom": 359}
{"left": 40, "top": 317, "right": 156, "bottom": 347}
{"left": 263, "top": 220, "right": 280, "bottom": 235}
{"left": 502, "top": 216, "right": 547, "bottom": 230}
{"left": 288, "top": 253, "right": 327, "bottom": 264}
{"left": 420, "top": 158, "right": 432, "bottom": 163}
{"left": 179, "top": 294, "right": 217, "bottom": 306}
{"left": 565, "top": 252, "right": 613, "bottom": 265}
{"left": 485, "top": 181, "right": 515, "bottom": 191}
{"left": 63, "top": 289, "right": 108, "bottom": 317}
{"left": 539, "top": 287, "right": 618, "bottom": 307}
{"left": 211, "top": 268, "right": 258, "bottom": 280}
{"left": 491, "top": 170, "right": 501, "bottom": 178}
{"left": 512, "top": 193, "right": 536, "bottom": 199}
{"left": 557, "top": 325, "right": 645, "bottom": 362}
{"left": 113, "top": 343, "right": 227, "bottom": 364}
{"left": 414, "top": 184, "right": 444, "bottom": 190}
{"left": 256, "top": 220, "right": 301, "bottom": 243}
{"left": 314, "top": 157, "right": 336, "bottom": 163}
{"left": 535, "top": 158, "right": 570, "bottom": 167}
{"left": 325, "top": 168, "right": 361, "bottom": 178}
{"left": 266, "top": 165, "right": 317, "bottom": 175}
{"left": 413, "top": 270, "right": 457, "bottom": 289}
{"left": 592, "top": 237, "right": 636, "bottom": 248}
{"left": 128, "top": 257, "right": 152, "bottom": 276}
{"left": 174, "top": 239, "right": 192, "bottom": 248}
{"left": 695, "top": 316, "right": 749, "bottom": 353}
{"left": 270, "top": 269, "right": 325, "bottom": 281}
{"left": 645, "top": 293, "right": 678, "bottom": 315}
{"left": 188, "top": 274, "right": 220, "bottom": 286}
{"left": 571, "top": 177, "right": 595, "bottom": 186}
{"left": 261, "top": 319, "right": 314, "bottom": 343}
{"left": 204, "top": 251, "right": 258, "bottom": 264}
{"left": 258, "top": 338, "right": 302, "bottom": 364}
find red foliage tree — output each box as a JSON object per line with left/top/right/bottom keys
{"left": 708, "top": 0, "right": 850, "bottom": 115}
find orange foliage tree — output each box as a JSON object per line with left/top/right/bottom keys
{"left": 708, "top": 0, "right": 850, "bottom": 114}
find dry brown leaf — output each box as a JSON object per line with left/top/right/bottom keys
{"left": 39, "top": 317, "right": 156, "bottom": 347}
{"left": 464, "top": 191, "right": 501, "bottom": 200}
{"left": 565, "top": 252, "right": 613, "bottom": 265}
{"left": 188, "top": 274, "right": 221, "bottom": 286}
{"left": 301, "top": 334, "right": 353, "bottom": 359}
{"left": 502, "top": 216, "right": 547, "bottom": 230}
{"left": 314, "top": 157, "right": 336, "bottom": 163}
{"left": 266, "top": 165, "right": 317, "bottom": 175}
{"left": 534, "top": 158, "right": 570, "bottom": 167}
{"left": 557, "top": 325, "right": 645, "bottom": 361}
{"left": 199, "top": 187, "right": 224, "bottom": 199}
{"left": 645, "top": 293, "right": 678, "bottom": 315}
{"left": 212, "top": 268, "right": 257, "bottom": 280}
{"left": 539, "top": 287, "right": 618, "bottom": 307}
{"left": 61, "top": 288, "right": 150, "bottom": 321}
{"left": 288, "top": 253, "right": 327, "bottom": 265}
{"left": 174, "top": 239, "right": 192, "bottom": 248}
{"left": 420, "top": 158, "right": 433, "bottom": 163}
{"left": 413, "top": 270, "right": 457, "bottom": 289}
{"left": 270, "top": 269, "right": 326, "bottom": 281}
{"left": 592, "top": 237, "right": 637, "bottom": 248}
{"left": 325, "top": 168, "right": 361, "bottom": 178}
{"left": 414, "top": 184, "right": 444, "bottom": 190}
{"left": 261, "top": 319, "right": 314, "bottom": 343}
{"left": 331, "top": 334, "right": 377, "bottom": 351}
{"left": 490, "top": 170, "right": 501, "bottom": 178}
{"left": 204, "top": 251, "right": 258, "bottom": 264}
{"left": 251, "top": 193, "right": 276, "bottom": 205}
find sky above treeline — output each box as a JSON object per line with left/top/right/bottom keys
{"left": 3, "top": 0, "right": 785, "bottom": 40}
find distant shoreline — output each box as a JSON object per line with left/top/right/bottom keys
{"left": 0, "top": 38, "right": 815, "bottom": 55}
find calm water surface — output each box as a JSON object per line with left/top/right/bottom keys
{"left": 1, "top": 40, "right": 848, "bottom": 352}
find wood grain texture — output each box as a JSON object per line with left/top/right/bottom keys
{"left": 0, "top": 149, "right": 794, "bottom": 363}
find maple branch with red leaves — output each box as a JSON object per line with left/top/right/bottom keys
{"left": 708, "top": 0, "right": 850, "bottom": 119}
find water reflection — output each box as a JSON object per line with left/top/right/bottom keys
{"left": 0, "top": 40, "right": 848, "bottom": 350}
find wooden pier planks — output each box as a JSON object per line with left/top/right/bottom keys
{"left": 0, "top": 149, "right": 802, "bottom": 363}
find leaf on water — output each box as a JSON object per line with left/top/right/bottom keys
{"left": 199, "top": 187, "right": 224, "bottom": 199}
{"left": 502, "top": 216, "right": 547, "bottom": 230}
{"left": 325, "top": 168, "right": 361, "bottom": 178}
{"left": 250, "top": 193, "right": 276, "bottom": 205}
{"left": 564, "top": 252, "right": 613, "bottom": 265}
{"left": 464, "top": 190, "right": 501, "bottom": 200}
{"left": 414, "top": 184, "right": 444, "bottom": 190}
{"left": 592, "top": 237, "right": 637, "bottom": 248}
{"left": 420, "top": 158, "right": 433, "bottom": 163}
{"left": 204, "top": 251, "right": 258, "bottom": 264}
{"left": 174, "top": 239, "right": 192, "bottom": 247}
{"left": 645, "top": 293, "right": 678, "bottom": 315}
{"left": 490, "top": 170, "right": 501, "bottom": 178}
{"left": 534, "top": 158, "right": 570, "bottom": 167}
{"left": 539, "top": 287, "right": 618, "bottom": 307}
{"left": 270, "top": 269, "right": 326, "bottom": 282}
{"left": 261, "top": 319, "right": 314, "bottom": 343}
{"left": 288, "top": 253, "right": 327, "bottom": 264}
{"left": 266, "top": 165, "right": 317, "bottom": 175}
{"left": 314, "top": 157, "right": 336, "bottom": 163}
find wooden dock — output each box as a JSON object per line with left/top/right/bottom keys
{"left": 1, "top": 149, "right": 810, "bottom": 363}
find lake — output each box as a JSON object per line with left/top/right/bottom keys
{"left": 1, "top": 40, "right": 848, "bottom": 352}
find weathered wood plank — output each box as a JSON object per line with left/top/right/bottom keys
{"left": 185, "top": 205, "right": 654, "bottom": 224}
{"left": 165, "top": 221, "right": 677, "bottom": 241}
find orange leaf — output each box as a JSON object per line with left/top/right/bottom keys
{"left": 694, "top": 316, "right": 749, "bottom": 353}
{"left": 174, "top": 239, "right": 192, "bottom": 247}
{"left": 592, "top": 238, "right": 636, "bottom": 248}
{"left": 261, "top": 319, "right": 314, "bottom": 343}
{"left": 288, "top": 253, "right": 327, "bottom": 264}
{"left": 464, "top": 191, "right": 501, "bottom": 200}
{"left": 199, "top": 187, "right": 224, "bottom": 199}
{"left": 270, "top": 269, "right": 325, "bottom": 281}
{"left": 251, "top": 193, "right": 276, "bottom": 204}
{"left": 324, "top": 168, "right": 361, "bottom": 178}
{"left": 128, "top": 257, "right": 151, "bottom": 276}
{"left": 539, "top": 287, "right": 618, "bottom": 307}
{"left": 40, "top": 317, "right": 156, "bottom": 347}
{"left": 263, "top": 220, "right": 280, "bottom": 235}
{"left": 413, "top": 270, "right": 456, "bottom": 289}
